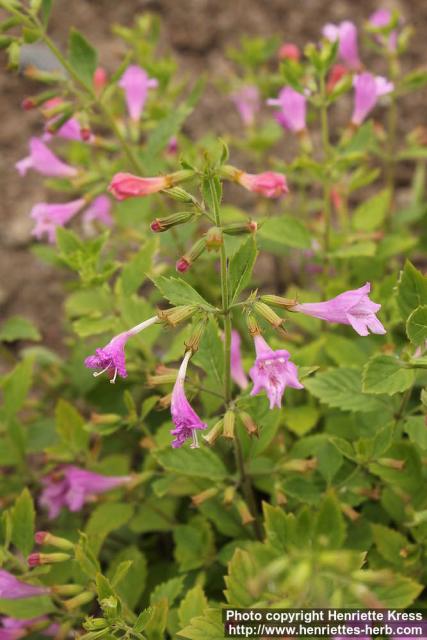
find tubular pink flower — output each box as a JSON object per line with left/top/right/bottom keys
{"left": 119, "top": 65, "right": 158, "bottom": 121}
{"left": 249, "top": 335, "right": 303, "bottom": 409}
{"left": 231, "top": 85, "right": 260, "bottom": 127}
{"left": 39, "top": 466, "right": 131, "bottom": 519}
{"left": 230, "top": 330, "right": 248, "bottom": 389}
{"left": 293, "top": 282, "right": 386, "bottom": 336}
{"left": 83, "top": 195, "right": 113, "bottom": 226}
{"left": 323, "top": 21, "right": 361, "bottom": 70}
{"left": 0, "top": 571, "right": 48, "bottom": 600}
{"left": 108, "top": 172, "right": 171, "bottom": 200}
{"left": 30, "top": 198, "right": 86, "bottom": 244}
{"left": 84, "top": 316, "right": 158, "bottom": 383}
{"left": 267, "top": 87, "right": 306, "bottom": 133}
{"left": 369, "top": 9, "right": 398, "bottom": 51}
{"left": 237, "top": 171, "right": 288, "bottom": 198}
{"left": 351, "top": 73, "right": 394, "bottom": 126}
{"left": 170, "top": 351, "right": 208, "bottom": 449}
{"left": 15, "top": 138, "right": 77, "bottom": 178}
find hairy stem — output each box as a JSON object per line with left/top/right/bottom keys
{"left": 384, "top": 53, "right": 400, "bottom": 231}
{"left": 320, "top": 72, "right": 332, "bottom": 295}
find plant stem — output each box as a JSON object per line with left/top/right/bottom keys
{"left": 384, "top": 53, "right": 399, "bottom": 231}
{"left": 319, "top": 73, "right": 332, "bottom": 294}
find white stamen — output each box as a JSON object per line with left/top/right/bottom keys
{"left": 93, "top": 364, "right": 111, "bottom": 377}
{"left": 190, "top": 429, "right": 200, "bottom": 449}
{"left": 109, "top": 368, "right": 118, "bottom": 384}
{"left": 127, "top": 315, "right": 159, "bottom": 336}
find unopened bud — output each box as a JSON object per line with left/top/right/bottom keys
{"left": 185, "top": 318, "right": 207, "bottom": 354}
{"left": 147, "top": 371, "right": 177, "bottom": 386}
{"left": 253, "top": 301, "right": 284, "bottom": 329}
{"left": 176, "top": 257, "right": 191, "bottom": 273}
{"left": 205, "top": 226, "right": 223, "bottom": 250}
{"left": 223, "top": 486, "right": 236, "bottom": 506}
{"left": 158, "top": 392, "right": 172, "bottom": 409}
{"left": 246, "top": 312, "right": 261, "bottom": 337}
{"left": 222, "top": 221, "right": 258, "bottom": 236}
{"left": 84, "top": 618, "right": 108, "bottom": 631}
{"left": 51, "top": 584, "right": 84, "bottom": 596}
{"left": 279, "top": 42, "right": 301, "bottom": 61}
{"left": 46, "top": 111, "right": 75, "bottom": 134}
{"left": 158, "top": 305, "right": 196, "bottom": 328}
{"left": 341, "top": 504, "right": 360, "bottom": 522}
{"left": 274, "top": 485, "right": 287, "bottom": 505}
{"left": 93, "top": 67, "right": 107, "bottom": 93}
{"left": 34, "top": 531, "right": 74, "bottom": 551}
{"left": 164, "top": 186, "right": 198, "bottom": 205}
{"left": 378, "top": 458, "right": 406, "bottom": 470}
{"left": 80, "top": 127, "right": 91, "bottom": 141}
{"left": 150, "top": 211, "right": 194, "bottom": 233}
{"left": 62, "top": 590, "right": 95, "bottom": 611}
{"left": 223, "top": 410, "right": 235, "bottom": 439}
{"left": 24, "top": 65, "right": 63, "bottom": 84}
{"left": 281, "top": 458, "right": 317, "bottom": 472}
{"left": 168, "top": 169, "right": 194, "bottom": 187}
{"left": 90, "top": 412, "right": 121, "bottom": 425}
{"left": 239, "top": 411, "right": 259, "bottom": 438}
{"left": 236, "top": 499, "right": 255, "bottom": 525}
{"left": 203, "top": 420, "right": 223, "bottom": 446}
{"left": 260, "top": 294, "right": 298, "bottom": 310}
{"left": 28, "top": 552, "right": 70, "bottom": 567}
{"left": 176, "top": 237, "right": 206, "bottom": 273}
{"left": 191, "top": 487, "right": 218, "bottom": 506}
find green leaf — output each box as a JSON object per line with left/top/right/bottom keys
{"left": 263, "top": 503, "right": 296, "bottom": 551}
{"left": 228, "top": 236, "right": 257, "bottom": 303}
{"left": 305, "top": 367, "right": 388, "bottom": 412}
{"left": 397, "top": 260, "right": 427, "bottom": 320}
{"left": 174, "top": 516, "right": 215, "bottom": 572}
{"left": 155, "top": 447, "right": 227, "bottom": 481}
{"left": 55, "top": 399, "right": 89, "bottom": 453}
{"left": 404, "top": 416, "right": 427, "bottom": 450}
{"left": 0, "top": 316, "right": 41, "bottom": 342}
{"left": 120, "top": 239, "right": 157, "bottom": 295}
{"left": 85, "top": 503, "right": 134, "bottom": 556}
{"left": 314, "top": 493, "right": 346, "bottom": 549}
{"left": 107, "top": 546, "right": 147, "bottom": 610}
{"left": 1, "top": 358, "right": 33, "bottom": 422}
{"left": 130, "top": 497, "right": 176, "bottom": 533}
{"left": 362, "top": 355, "right": 415, "bottom": 395}
{"left": 406, "top": 305, "right": 427, "bottom": 346}
{"left": 11, "top": 488, "right": 35, "bottom": 557}
{"left": 0, "top": 597, "right": 55, "bottom": 619}
{"left": 192, "top": 318, "right": 223, "bottom": 387}
{"left": 40, "top": 0, "right": 53, "bottom": 25}
{"left": 178, "top": 609, "right": 224, "bottom": 640}
{"left": 372, "top": 524, "right": 411, "bottom": 567}
{"left": 284, "top": 405, "right": 319, "bottom": 436}
{"left": 373, "top": 574, "right": 422, "bottom": 608}
{"left": 258, "top": 215, "right": 311, "bottom": 250}
{"left": 352, "top": 189, "right": 391, "bottom": 231}
{"left": 178, "top": 585, "right": 208, "bottom": 629}
{"left": 331, "top": 241, "right": 376, "bottom": 258}
{"left": 68, "top": 29, "right": 97, "bottom": 88}
{"left": 152, "top": 276, "right": 214, "bottom": 310}
{"left": 150, "top": 576, "right": 184, "bottom": 606}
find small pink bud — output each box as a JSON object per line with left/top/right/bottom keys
{"left": 28, "top": 553, "right": 41, "bottom": 567}
{"left": 151, "top": 219, "right": 162, "bottom": 232}
{"left": 176, "top": 257, "right": 191, "bottom": 273}
{"left": 248, "top": 220, "right": 258, "bottom": 233}
{"left": 93, "top": 67, "right": 107, "bottom": 93}
{"left": 278, "top": 42, "right": 300, "bottom": 61}
{"left": 327, "top": 64, "right": 348, "bottom": 93}
{"left": 35, "top": 531, "right": 48, "bottom": 544}
{"left": 22, "top": 97, "right": 35, "bottom": 110}
{"left": 80, "top": 127, "right": 91, "bottom": 141}
{"left": 108, "top": 172, "right": 171, "bottom": 200}
{"left": 237, "top": 171, "right": 289, "bottom": 199}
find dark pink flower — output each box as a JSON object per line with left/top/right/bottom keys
{"left": 170, "top": 351, "right": 207, "bottom": 448}
{"left": 83, "top": 195, "right": 113, "bottom": 227}
{"left": 30, "top": 198, "right": 86, "bottom": 244}
{"left": 231, "top": 85, "right": 260, "bottom": 127}
{"left": 267, "top": 87, "right": 307, "bottom": 133}
{"left": 249, "top": 335, "right": 303, "bottom": 409}
{"left": 93, "top": 66, "right": 107, "bottom": 93}
{"left": 0, "top": 617, "right": 58, "bottom": 640}
{"left": 369, "top": 9, "right": 398, "bottom": 51}
{"left": 278, "top": 42, "right": 301, "bottom": 61}
{"left": 237, "top": 171, "right": 288, "bottom": 198}
{"left": 327, "top": 63, "right": 348, "bottom": 92}
{"left": 119, "top": 65, "right": 158, "bottom": 121}
{"left": 351, "top": 73, "right": 394, "bottom": 126}
{"left": 230, "top": 330, "right": 248, "bottom": 389}
{"left": 108, "top": 172, "right": 171, "bottom": 200}
{"left": 293, "top": 282, "right": 386, "bottom": 336}
{"left": 323, "top": 21, "right": 361, "bottom": 70}
{"left": 15, "top": 138, "right": 77, "bottom": 178}
{"left": 0, "top": 571, "right": 48, "bottom": 600}
{"left": 39, "top": 466, "right": 131, "bottom": 519}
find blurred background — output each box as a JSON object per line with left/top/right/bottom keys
{"left": 1, "top": 0, "right": 426, "bottom": 347}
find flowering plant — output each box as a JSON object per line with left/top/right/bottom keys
{"left": 1, "top": 2, "right": 427, "bottom": 639}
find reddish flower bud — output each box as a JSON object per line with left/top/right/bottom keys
{"left": 327, "top": 64, "right": 348, "bottom": 93}
{"left": 151, "top": 220, "right": 162, "bottom": 232}
{"left": 93, "top": 67, "right": 107, "bottom": 93}
{"left": 22, "top": 97, "right": 36, "bottom": 110}
{"left": 28, "top": 553, "right": 41, "bottom": 567}
{"left": 176, "top": 257, "right": 191, "bottom": 272}
{"left": 80, "top": 127, "right": 91, "bottom": 141}
{"left": 34, "top": 531, "right": 48, "bottom": 544}
{"left": 278, "top": 42, "right": 301, "bottom": 61}
{"left": 108, "top": 172, "right": 172, "bottom": 200}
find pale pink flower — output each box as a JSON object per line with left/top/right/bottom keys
{"left": 351, "top": 72, "right": 394, "bottom": 126}
{"left": 119, "top": 65, "right": 158, "bottom": 121}
{"left": 323, "top": 20, "right": 361, "bottom": 70}
{"left": 170, "top": 351, "right": 207, "bottom": 448}
{"left": 267, "top": 86, "right": 307, "bottom": 133}
{"left": 108, "top": 172, "right": 171, "bottom": 200}
{"left": 0, "top": 618, "right": 57, "bottom": 640}
{"left": 15, "top": 138, "right": 77, "bottom": 178}
{"left": 278, "top": 43, "right": 301, "bottom": 61}
{"left": 230, "top": 330, "right": 248, "bottom": 389}
{"left": 293, "top": 282, "right": 386, "bottom": 336}
{"left": 369, "top": 9, "right": 398, "bottom": 51}
{"left": 166, "top": 136, "right": 178, "bottom": 154}
{"left": 249, "top": 335, "right": 303, "bottom": 409}
{"left": 236, "top": 171, "right": 288, "bottom": 198}
{"left": 0, "top": 571, "right": 48, "bottom": 600}
{"left": 83, "top": 195, "right": 113, "bottom": 226}
{"left": 231, "top": 85, "right": 260, "bottom": 127}
{"left": 39, "top": 466, "right": 131, "bottom": 519}
{"left": 30, "top": 198, "right": 86, "bottom": 243}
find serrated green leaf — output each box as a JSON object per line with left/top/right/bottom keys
{"left": 152, "top": 276, "right": 214, "bottom": 310}
{"left": 397, "top": 260, "right": 427, "bottom": 320}
{"left": 55, "top": 399, "right": 89, "bottom": 453}
{"left": 362, "top": 355, "right": 415, "bottom": 395}
{"left": 155, "top": 447, "right": 227, "bottom": 481}
{"left": 0, "top": 316, "right": 41, "bottom": 343}
{"left": 305, "top": 367, "right": 388, "bottom": 412}
{"left": 174, "top": 516, "right": 215, "bottom": 572}
{"left": 284, "top": 405, "right": 319, "bottom": 436}
{"left": 263, "top": 503, "right": 296, "bottom": 551}
{"left": 150, "top": 576, "right": 184, "bottom": 606}
{"left": 1, "top": 358, "right": 33, "bottom": 422}
{"left": 107, "top": 546, "right": 147, "bottom": 609}
{"left": 68, "top": 29, "right": 97, "bottom": 88}
{"left": 258, "top": 215, "right": 311, "bottom": 250}
{"left": 352, "top": 189, "right": 391, "bottom": 231}
{"left": 11, "top": 488, "right": 35, "bottom": 557}
{"left": 406, "top": 305, "right": 427, "bottom": 346}
{"left": 314, "top": 493, "right": 346, "bottom": 549}
{"left": 120, "top": 239, "right": 157, "bottom": 295}
{"left": 372, "top": 574, "right": 422, "bottom": 608}
{"left": 85, "top": 503, "right": 133, "bottom": 556}
{"left": 178, "top": 608, "right": 223, "bottom": 640}
{"left": 178, "top": 585, "right": 208, "bottom": 629}
{"left": 228, "top": 236, "right": 257, "bottom": 303}
{"left": 0, "top": 597, "right": 55, "bottom": 619}
{"left": 372, "top": 524, "right": 411, "bottom": 567}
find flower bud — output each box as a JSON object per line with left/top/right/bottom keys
{"left": 378, "top": 458, "right": 406, "bottom": 470}
{"left": 164, "top": 186, "right": 198, "bottom": 205}
{"left": 223, "top": 486, "right": 236, "bottom": 506}
{"left": 175, "top": 237, "right": 206, "bottom": 272}
{"left": 281, "top": 458, "right": 317, "bottom": 472}
{"left": 246, "top": 312, "right": 261, "bottom": 337}
{"left": 24, "top": 66, "right": 62, "bottom": 84}
{"left": 176, "top": 257, "right": 191, "bottom": 273}
{"left": 21, "top": 89, "right": 58, "bottom": 111}
{"left": 253, "top": 301, "right": 284, "bottom": 329}
{"left": 260, "top": 294, "right": 298, "bottom": 309}
{"left": 222, "top": 220, "right": 258, "bottom": 235}
{"left": 93, "top": 67, "right": 107, "bottom": 93}
{"left": 185, "top": 318, "right": 207, "bottom": 353}
{"left": 51, "top": 584, "right": 85, "bottom": 596}
{"left": 28, "top": 552, "right": 71, "bottom": 567}
{"left": 236, "top": 499, "right": 255, "bottom": 525}
{"left": 203, "top": 420, "right": 224, "bottom": 446}
{"left": 158, "top": 392, "right": 172, "bottom": 409}
{"left": 90, "top": 412, "right": 121, "bottom": 425}
{"left": 63, "top": 591, "right": 95, "bottom": 611}
{"left": 150, "top": 211, "right": 194, "bottom": 233}
{"left": 191, "top": 487, "right": 218, "bottom": 506}
{"left": 279, "top": 42, "right": 301, "bottom": 61}
{"left": 84, "top": 618, "right": 108, "bottom": 631}
{"left": 147, "top": 370, "right": 178, "bottom": 386}
{"left": 34, "top": 531, "right": 74, "bottom": 551}
{"left": 239, "top": 411, "right": 259, "bottom": 438}
{"left": 157, "top": 305, "right": 196, "bottom": 328}
{"left": 46, "top": 111, "right": 75, "bottom": 135}
{"left": 205, "top": 226, "right": 223, "bottom": 250}
{"left": 223, "top": 410, "right": 235, "bottom": 439}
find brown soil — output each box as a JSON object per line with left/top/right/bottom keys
{"left": 1, "top": 0, "right": 426, "bottom": 348}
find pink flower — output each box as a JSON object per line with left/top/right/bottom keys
{"left": 249, "top": 335, "right": 303, "bottom": 409}
{"left": 293, "top": 282, "right": 386, "bottom": 336}
{"left": 326, "top": 63, "right": 348, "bottom": 93}
{"left": 30, "top": 198, "right": 86, "bottom": 243}
{"left": 369, "top": 9, "right": 398, "bottom": 51}
{"left": 323, "top": 21, "right": 361, "bottom": 70}
{"left": 83, "top": 195, "right": 113, "bottom": 226}
{"left": 0, "top": 570, "right": 48, "bottom": 600}
{"left": 170, "top": 351, "right": 207, "bottom": 448}
{"left": 15, "top": 138, "right": 77, "bottom": 178}
{"left": 267, "top": 87, "right": 307, "bottom": 133}
{"left": 231, "top": 85, "right": 260, "bottom": 127}
{"left": 39, "top": 466, "right": 131, "bottom": 519}
{"left": 0, "top": 617, "right": 57, "bottom": 640}
{"left": 166, "top": 136, "right": 178, "bottom": 154}
{"left": 351, "top": 72, "right": 394, "bottom": 126}
{"left": 119, "top": 65, "right": 158, "bottom": 121}
{"left": 108, "top": 172, "right": 171, "bottom": 200}
{"left": 93, "top": 66, "right": 107, "bottom": 93}
{"left": 84, "top": 316, "right": 158, "bottom": 382}
{"left": 236, "top": 171, "right": 288, "bottom": 198}
{"left": 230, "top": 330, "right": 248, "bottom": 389}
{"left": 278, "top": 43, "right": 301, "bottom": 61}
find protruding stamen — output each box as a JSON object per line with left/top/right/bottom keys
{"left": 109, "top": 368, "right": 118, "bottom": 384}
{"left": 190, "top": 429, "right": 200, "bottom": 449}
{"left": 93, "top": 363, "right": 111, "bottom": 377}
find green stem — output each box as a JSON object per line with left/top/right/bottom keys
{"left": 384, "top": 53, "right": 399, "bottom": 231}
{"left": 319, "top": 73, "right": 332, "bottom": 295}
